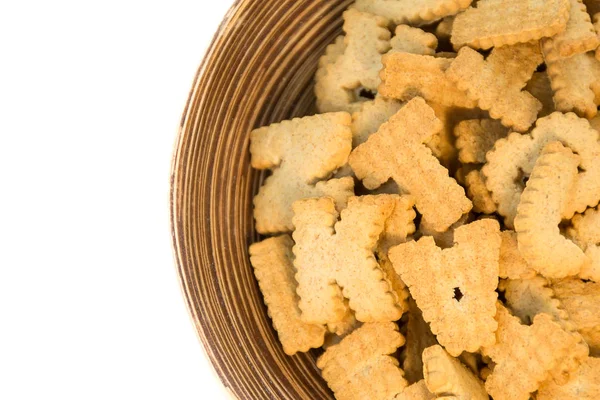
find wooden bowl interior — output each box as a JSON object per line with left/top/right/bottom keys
{"left": 171, "top": 0, "right": 353, "bottom": 398}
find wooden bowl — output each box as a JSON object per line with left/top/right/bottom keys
{"left": 170, "top": 0, "right": 353, "bottom": 398}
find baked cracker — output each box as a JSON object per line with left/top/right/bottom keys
{"left": 315, "top": 9, "right": 391, "bottom": 113}
{"left": 455, "top": 119, "right": 509, "bottom": 165}
{"left": 552, "top": 278, "right": 600, "bottom": 356}
{"left": 498, "top": 231, "right": 537, "bottom": 280}
{"left": 451, "top": 0, "right": 571, "bottom": 50}
{"left": 350, "top": 97, "right": 472, "bottom": 232}
{"left": 541, "top": 0, "right": 600, "bottom": 61}
{"left": 389, "top": 219, "right": 501, "bottom": 357}
{"left": 394, "top": 380, "right": 434, "bottom": 400}
{"left": 379, "top": 53, "right": 477, "bottom": 108}
{"left": 402, "top": 298, "right": 438, "bottom": 384}
{"left": 501, "top": 275, "right": 589, "bottom": 381}
{"left": 249, "top": 235, "right": 327, "bottom": 355}
{"left": 514, "top": 142, "right": 587, "bottom": 279}
{"left": 251, "top": 112, "right": 354, "bottom": 234}
{"left": 354, "top": 0, "right": 473, "bottom": 26}
{"left": 568, "top": 206, "right": 600, "bottom": 281}
{"left": 390, "top": 25, "right": 438, "bottom": 56}
{"left": 422, "top": 345, "right": 488, "bottom": 400}
{"left": 482, "top": 112, "right": 600, "bottom": 228}
{"left": 435, "top": 16, "right": 455, "bottom": 42}
{"left": 537, "top": 357, "right": 600, "bottom": 400}
{"left": 352, "top": 96, "right": 404, "bottom": 147}
{"left": 446, "top": 43, "right": 543, "bottom": 132}
{"left": 292, "top": 195, "right": 410, "bottom": 325}
{"left": 317, "top": 322, "right": 408, "bottom": 400}
{"left": 482, "top": 303, "right": 588, "bottom": 400}
{"left": 546, "top": 51, "right": 600, "bottom": 118}
{"left": 465, "top": 169, "right": 497, "bottom": 214}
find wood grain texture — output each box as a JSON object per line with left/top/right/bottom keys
{"left": 170, "top": 0, "right": 353, "bottom": 398}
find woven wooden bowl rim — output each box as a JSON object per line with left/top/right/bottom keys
{"left": 170, "top": 0, "right": 354, "bottom": 398}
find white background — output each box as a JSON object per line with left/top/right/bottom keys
{"left": 0, "top": 1, "right": 235, "bottom": 398}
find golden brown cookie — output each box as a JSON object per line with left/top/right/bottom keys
{"left": 482, "top": 303, "right": 588, "bottom": 400}
{"left": 354, "top": 0, "right": 473, "bottom": 26}
{"left": 250, "top": 235, "right": 327, "bottom": 355}
{"left": 451, "top": 0, "right": 571, "bottom": 50}
{"left": 537, "top": 357, "right": 600, "bottom": 400}
{"left": 454, "top": 119, "right": 509, "bottom": 165}
{"left": 402, "top": 298, "right": 438, "bottom": 384}
{"left": 482, "top": 112, "right": 600, "bottom": 228}
{"left": 552, "top": 278, "right": 600, "bottom": 356}
{"left": 546, "top": 51, "right": 600, "bottom": 118}
{"left": 568, "top": 206, "right": 600, "bottom": 281}
{"left": 315, "top": 9, "right": 391, "bottom": 113}
{"left": 390, "top": 219, "right": 501, "bottom": 356}
{"left": 514, "top": 142, "right": 587, "bottom": 279}
{"left": 541, "top": 0, "right": 600, "bottom": 61}
{"left": 446, "top": 43, "right": 543, "bottom": 132}
{"left": 251, "top": 112, "right": 354, "bottom": 233}
{"left": 350, "top": 97, "right": 472, "bottom": 232}
{"left": 293, "top": 195, "right": 410, "bottom": 324}
{"left": 318, "top": 322, "right": 408, "bottom": 400}
{"left": 379, "top": 53, "right": 477, "bottom": 108}
{"left": 422, "top": 345, "right": 488, "bottom": 400}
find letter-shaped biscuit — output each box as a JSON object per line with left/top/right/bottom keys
{"left": 537, "top": 357, "right": 600, "bottom": 400}
{"left": 292, "top": 195, "right": 411, "bottom": 324}
{"left": 389, "top": 25, "right": 438, "bottom": 56}
{"left": 568, "top": 206, "right": 600, "bottom": 281}
{"left": 351, "top": 96, "right": 404, "bottom": 147}
{"left": 514, "top": 142, "right": 588, "bottom": 279}
{"left": 422, "top": 345, "right": 488, "bottom": 400}
{"left": 354, "top": 0, "right": 472, "bottom": 26}
{"left": 350, "top": 97, "right": 472, "bottom": 232}
{"left": 541, "top": 0, "right": 600, "bottom": 61}
{"left": 251, "top": 112, "right": 354, "bottom": 234}
{"left": 446, "top": 44, "right": 543, "bottom": 132}
{"left": 501, "top": 276, "right": 589, "bottom": 381}
{"left": 546, "top": 52, "right": 600, "bottom": 118}
{"left": 498, "top": 231, "right": 537, "bottom": 280}
{"left": 317, "top": 322, "right": 408, "bottom": 400}
{"left": 465, "top": 169, "right": 497, "bottom": 214}
{"left": 379, "top": 53, "right": 477, "bottom": 108}
{"left": 249, "top": 235, "right": 326, "bottom": 355}
{"left": 552, "top": 279, "right": 600, "bottom": 356}
{"left": 389, "top": 219, "right": 501, "bottom": 357}
{"left": 451, "top": 0, "right": 571, "bottom": 50}
{"left": 482, "top": 112, "right": 600, "bottom": 228}
{"left": 482, "top": 303, "right": 589, "bottom": 400}
{"left": 315, "top": 9, "right": 391, "bottom": 113}
{"left": 502, "top": 276, "right": 568, "bottom": 325}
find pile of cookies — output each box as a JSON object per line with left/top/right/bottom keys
{"left": 248, "top": 0, "right": 600, "bottom": 399}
